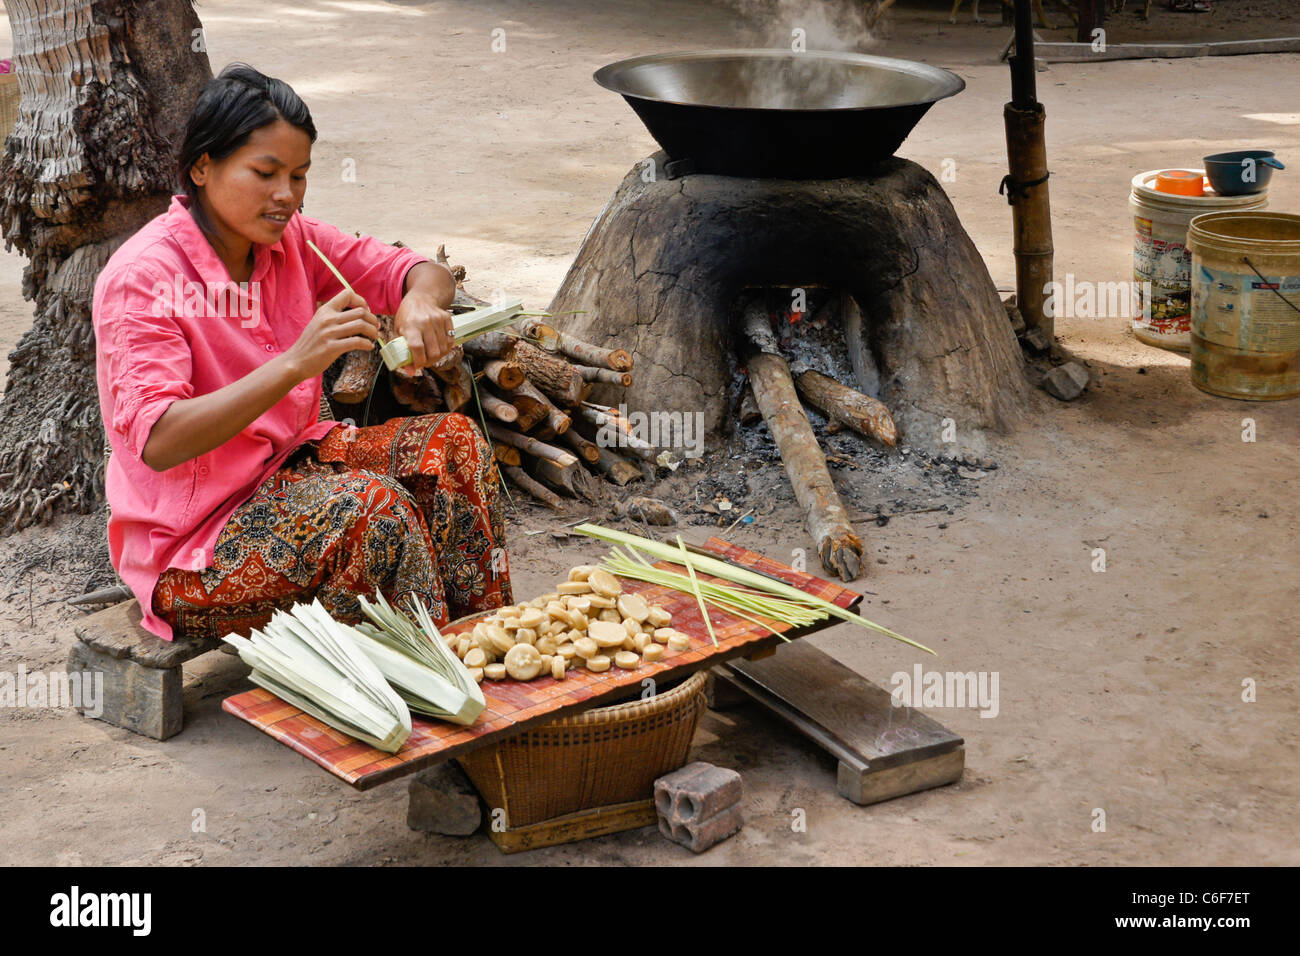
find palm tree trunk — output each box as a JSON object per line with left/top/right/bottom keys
{"left": 0, "top": 0, "right": 211, "bottom": 531}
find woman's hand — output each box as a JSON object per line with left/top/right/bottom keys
{"left": 393, "top": 290, "right": 455, "bottom": 369}
{"left": 285, "top": 288, "right": 379, "bottom": 381}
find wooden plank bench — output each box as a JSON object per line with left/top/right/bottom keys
{"left": 67, "top": 599, "right": 222, "bottom": 740}
{"left": 715, "top": 641, "right": 965, "bottom": 805}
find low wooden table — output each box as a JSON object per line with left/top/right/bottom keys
{"left": 222, "top": 537, "right": 862, "bottom": 789}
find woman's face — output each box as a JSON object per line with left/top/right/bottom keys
{"left": 189, "top": 118, "right": 312, "bottom": 249}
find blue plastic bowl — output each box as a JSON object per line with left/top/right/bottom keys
{"left": 1203, "top": 150, "right": 1284, "bottom": 196}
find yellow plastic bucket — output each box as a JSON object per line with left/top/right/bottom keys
{"left": 1188, "top": 211, "right": 1300, "bottom": 401}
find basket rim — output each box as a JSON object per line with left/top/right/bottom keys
{"left": 540, "top": 669, "right": 707, "bottom": 728}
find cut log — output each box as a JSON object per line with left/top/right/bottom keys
{"left": 576, "top": 404, "right": 658, "bottom": 463}
{"left": 790, "top": 362, "right": 897, "bottom": 447}
{"left": 502, "top": 465, "right": 564, "bottom": 511}
{"left": 510, "top": 379, "right": 569, "bottom": 435}
{"left": 435, "top": 245, "right": 467, "bottom": 287}
{"left": 574, "top": 419, "right": 644, "bottom": 485}
{"left": 492, "top": 443, "right": 522, "bottom": 468}
{"left": 462, "top": 330, "right": 517, "bottom": 359}
{"left": 430, "top": 345, "right": 467, "bottom": 384}
{"left": 391, "top": 371, "right": 443, "bottom": 413}
{"left": 746, "top": 351, "right": 863, "bottom": 582}
{"left": 532, "top": 457, "right": 604, "bottom": 502}
{"left": 440, "top": 363, "right": 474, "bottom": 413}
{"left": 575, "top": 364, "right": 633, "bottom": 387}
{"left": 507, "top": 340, "right": 584, "bottom": 406}
{"left": 742, "top": 307, "right": 780, "bottom": 355}
{"left": 555, "top": 335, "right": 633, "bottom": 372}
{"left": 478, "top": 391, "right": 519, "bottom": 424}
{"left": 502, "top": 386, "right": 548, "bottom": 432}
{"left": 332, "top": 346, "right": 382, "bottom": 403}
{"left": 515, "top": 316, "right": 559, "bottom": 352}
{"left": 481, "top": 359, "right": 525, "bottom": 392}
{"left": 486, "top": 425, "right": 577, "bottom": 467}
{"left": 613, "top": 495, "right": 678, "bottom": 525}
{"left": 558, "top": 428, "right": 600, "bottom": 464}
{"left": 67, "top": 584, "right": 133, "bottom": 608}
{"left": 592, "top": 444, "right": 645, "bottom": 485}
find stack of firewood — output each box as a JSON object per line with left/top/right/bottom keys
{"left": 329, "top": 247, "right": 652, "bottom": 510}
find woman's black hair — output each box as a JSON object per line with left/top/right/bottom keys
{"left": 177, "top": 63, "right": 317, "bottom": 245}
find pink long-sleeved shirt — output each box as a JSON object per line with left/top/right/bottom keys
{"left": 93, "top": 195, "right": 428, "bottom": 641}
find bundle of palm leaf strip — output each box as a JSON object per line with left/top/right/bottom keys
{"left": 573, "top": 523, "right": 935, "bottom": 655}
{"left": 222, "top": 600, "right": 413, "bottom": 753}
{"left": 222, "top": 592, "right": 486, "bottom": 753}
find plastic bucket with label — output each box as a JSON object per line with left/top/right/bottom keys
{"left": 1130, "top": 170, "right": 1268, "bottom": 351}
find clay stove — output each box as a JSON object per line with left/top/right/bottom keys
{"left": 545, "top": 50, "right": 1030, "bottom": 578}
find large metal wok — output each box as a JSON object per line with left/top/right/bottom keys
{"left": 594, "top": 49, "right": 965, "bottom": 179}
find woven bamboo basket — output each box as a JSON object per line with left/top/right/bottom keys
{"left": 459, "top": 670, "right": 708, "bottom": 828}
{"left": 0, "top": 73, "right": 20, "bottom": 138}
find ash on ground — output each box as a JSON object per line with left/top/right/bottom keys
{"left": 646, "top": 413, "right": 995, "bottom": 535}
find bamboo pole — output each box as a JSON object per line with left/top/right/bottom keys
{"left": 1005, "top": 0, "right": 1054, "bottom": 339}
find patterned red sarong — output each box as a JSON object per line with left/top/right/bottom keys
{"left": 152, "top": 413, "right": 512, "bottom": 641}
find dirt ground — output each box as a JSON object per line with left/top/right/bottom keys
{"left": 0, "top": 0, "right": 1296, "bottom": 866}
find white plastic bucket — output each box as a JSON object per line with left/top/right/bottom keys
{"left": 1129, "top": 170, "right": 1267, "bottom": 351}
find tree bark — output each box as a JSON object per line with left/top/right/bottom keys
{"left": 791, "top": 363, "right": 897, "bottom": 447}
{"left": 507, "top": 340, "right": 584, "bottom": 407}
{"left": 0, "top": 0, "right": 212, "bottom": 531}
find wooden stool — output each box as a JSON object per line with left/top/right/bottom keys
{"left": 67, "top": 600, "right": 222, "bottom": 740}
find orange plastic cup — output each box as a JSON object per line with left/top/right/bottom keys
{"left": 1154, "top": 169, "right": 1206, "bottom": 196}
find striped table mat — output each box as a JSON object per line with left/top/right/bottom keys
{"left": 222, "top": 536, "right": 862, "bottom": 789}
